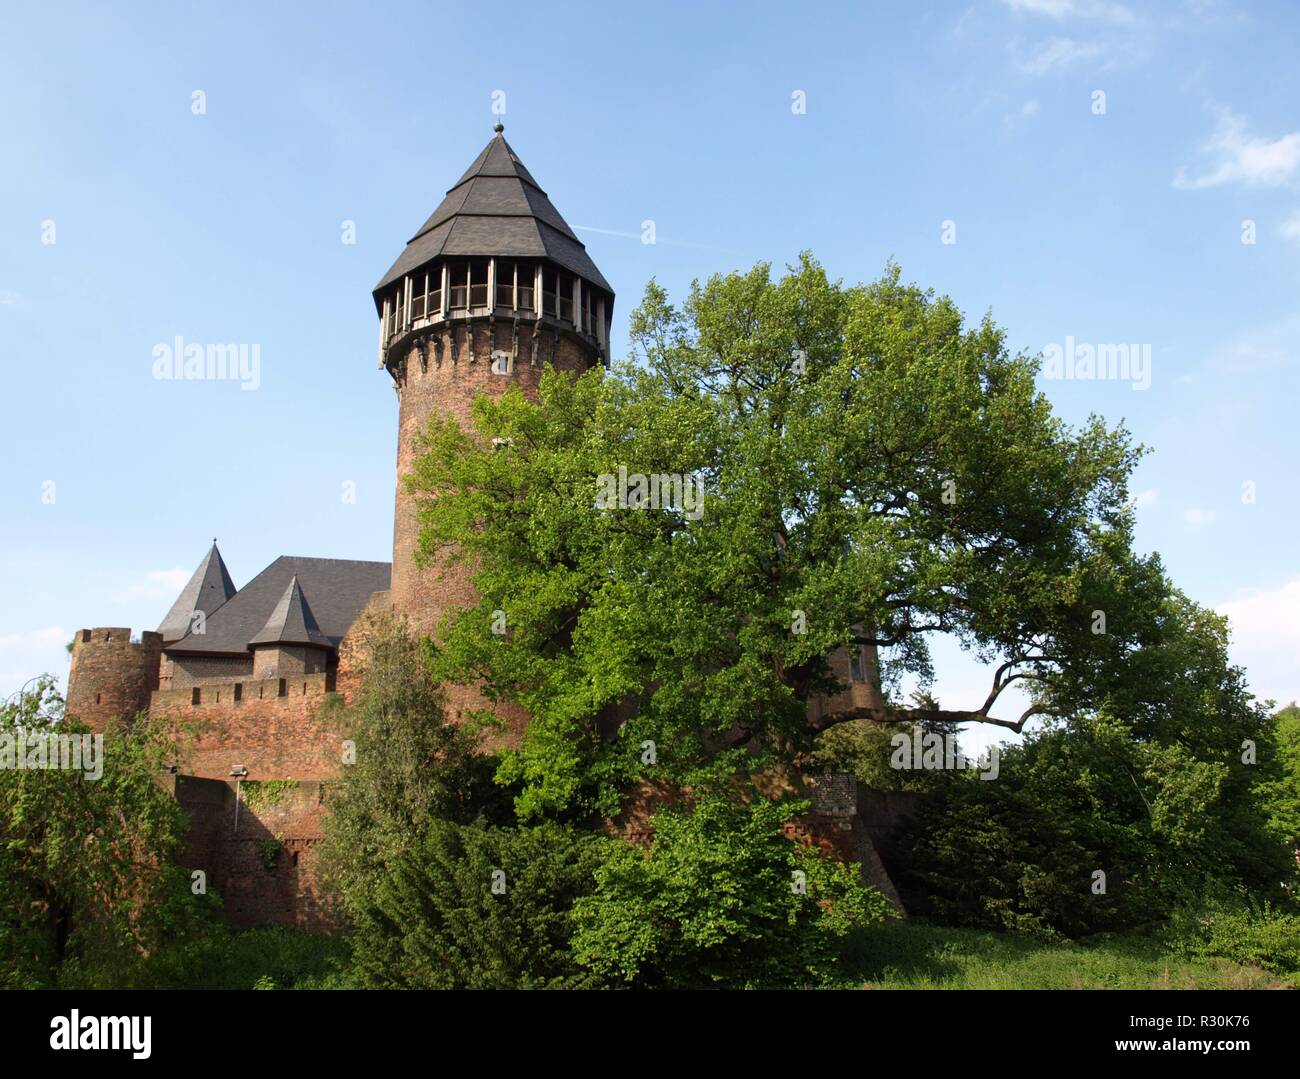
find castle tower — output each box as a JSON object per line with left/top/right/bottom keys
{"left": 373, "top": 124, "right": 614, "bottom": 651}
{"left": 66, "top": 627, "right": 163, "bottom": 731}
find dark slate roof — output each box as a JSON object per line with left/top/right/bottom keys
{"left": 157, "top": 542, "right": 237, "bottom": 642}
{"left": 373, "top": 126, "right": 613, "bottom": 305}
{"left": 249, "top": 575, "right": 332, "bottom": 649}
{"left": 165, "top": 556, "right": 390, "bottom": 655}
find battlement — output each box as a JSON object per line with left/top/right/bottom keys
{"left": 152, "top": 671, "right": 333, "bottom": 710}
{"left": 150, "top": 672, "right": 342, "bottom": 782}
{"left": 66, "top": 627, "right": 163, "bottom": 731}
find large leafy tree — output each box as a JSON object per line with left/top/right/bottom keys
{"left": 406, "top": 257, "right": 1222, "bottom": 821}
{"left": 0, "top": 677, "right": 207, "bottom": 987}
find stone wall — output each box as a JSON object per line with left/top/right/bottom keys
{"left": 163, "top": 773, "right": 334, "bottom": 930}
{"left": 151, "top": 674, "right": 343, "bottom": 781}
{"left": 388, "top": 319, "right": 600, "bottom": 748}
{"left": 66, "top": 627, "right": 162, "bottom": 731}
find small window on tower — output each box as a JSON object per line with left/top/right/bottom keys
{"left": 469, "top": 260, "right": 489, "bottom": 308}
{"left": 542, "top": 267, "right": 558, "bottom": 318}
{"left": 496, "top": 261, "right": 514, "bottom": 308}
{"left": 411, "top": 272, "right": 427, "bottom": 319}
{"left": 849, "top": 647, "right": 865, "bottom": 683}
{"left": 449, "top": 263, "right": 469, "bottom": 310}
{"left": 516, "top": 263, "right": 535, "bottom": 313}
{"left": 558, "top": 273, "right": 574, "bottom": 324}
{"left": 429, "top": 264, "right": 442, "bottom": 314}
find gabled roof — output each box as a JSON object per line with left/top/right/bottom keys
{"left": 165, "top": 556, "right": 391, "bottom": 655}
{"left": 157, "top": 542, "right": 237, "bottom": 642}
{"left": 373, "top": 125, "right": 613, "bottom": 304}
{"left": 249, "top": 575, "right": 332, "bottom": 649}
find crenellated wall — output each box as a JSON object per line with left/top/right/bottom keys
{"left": 66, "top": 627, "right": 163, "bottom": 731}
{"left": 151, "top": 673, "right": 344, "bottom": 781}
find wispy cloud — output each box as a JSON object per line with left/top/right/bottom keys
{"left": 1280, "top": 210, "right": 1300, "bottom": 244}
{"left": 1018, "top": 37, "right": 1103, "bottom": 75}
{"left": 1217, "top": 577, "right": 1300, "bottom": 707}
{"left": 0, "top": 625, "right": 69, "bottom": 697}
{"left": 1003, "top": 0, "right": 1135, "bottom": 25}
{"left": 1128, "top": 488, "right": 1158, "bottom": 509}
{"left": 1183, "top": 507, "right": 1216, "bottom": 527}
{"left": 112, "top": 568, "right": 191, "bottom": 603}
{"left": 1174, "top": 108, "right": 1300, "bottom": 190}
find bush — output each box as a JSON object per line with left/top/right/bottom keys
{"left": 1167, "top": 897, "right": 1300, "bottom": 981}
{"left": 572, "top": 794, "right": 894, "bottom": 988}
{"left": 350, "top": 818, "right": 609, "bottom": 989}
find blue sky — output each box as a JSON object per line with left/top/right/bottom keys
{"left": 1, "top": 1, "right": 1297, "bottom": 744}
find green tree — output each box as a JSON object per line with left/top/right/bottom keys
{"left": 1258, "top": 702, "right": 1300, "bottom": 851}
{"left": 0, "top": 676, "right": 210, "bottom": 987}
{"left": 890, "top": 601, "right": 1294, "bottom": 936}
{"left": 317, "top": 611, "right": 508, "bottom": 930}
{"left": 353, "top": 817, "right": 609, "bottom": 989}
{"left": 408, "top": 257, "right": 1156, "bottom": 819}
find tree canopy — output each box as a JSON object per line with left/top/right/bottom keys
{"left": 406, "top": 256, "right": 1219, "bottom": 822}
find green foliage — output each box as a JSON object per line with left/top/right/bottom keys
{"left": 317, "top": 612, "right": 510, "bottom": 920}
{"left": 67, "top": 924, "right": 352, "bottom": 990}
{"left": 1167, "top": 896, "right": 1300, "bottom": 982}
{"left": 844, "top": 918, "right": 1287, "bottom": 989}
{"left": 351, "top": 818, "right": 609, "bottom": 989}
{"left": 572, "top": 794, "right": 893, "bottom": 988}
{"left": 409, "top": 257, "right": 1149, "bottom": 821}
{"left": 240, "top": 779, "right": 298, "bottom": 814}
{"left": 890, "top": 625, "right": 1296, "bottom": 937}
{"left": 1258, "top": 702, "right": 1300, "bottom": 848}
{"left": 812, "top": 718, "right": 952, "bottom": 792}
{"left": 256, "top": 835, "right": 283, "bottom": 872}
{"left": 0, "top": 676, "right": 212, "bottom": 988}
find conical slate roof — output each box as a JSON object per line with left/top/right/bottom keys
{"left": 157, "top": 542, "right": 237, "bottom": 642}
{"left": 249, "top": 575, "right": 331, "bottom": 649}
{"left": 373, "top": 124, "right": 612, "bottom": 305}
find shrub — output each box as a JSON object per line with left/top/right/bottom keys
{"left": 572, "top": 794, "right": 893, "bottom": 988}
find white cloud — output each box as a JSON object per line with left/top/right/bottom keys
{"left": 1183, "top": 507, "right": 1216, "bottom": 527}
{"left": 112, "top": 568, "right": 191, "bottom": 603}
{"left": 1019, "top": 37, "right": 1103, "bottom": 75}
{"left": 1003, "top": 0, "right": 1135, "bottom": 22}
{"left": 1128, "top": 488, "right": 1158, "bottom": 509}
{"left": 0, "top": 625, "right": 69, "bottom": 697}
{"left": 1279, "top": 210, "right": 1300, "bottom": 243}
{"left": 1174, "top": 108, "right": 1300, "bottom": 190}
{"left": 1216, "top": 578, "right": 1300, "bottom": 707}
{"left": 1022, "top": 99, "right": 1041, "bottom": 117}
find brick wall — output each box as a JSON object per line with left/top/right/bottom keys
{"left": 151, "top": 675, "right": 344, "bottom": 781}
{"left": 388, "top": 320, "right": 600, "bottom": 748}
{"left": 163, "top": 774, "right": 335, "bottom": 930}
{"left": 168, "top": 653, "right": 254, "bottom": 688}
{"left": 66, "top": 627, "right": 162, "bottom": 731}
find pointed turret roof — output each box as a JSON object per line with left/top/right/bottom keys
{"left": 249, "top": 575, "right": 331, "bottom": 649}
{"left": 373, "top": 123, "right": 612, "bottom": 304}
{"left": 157, "top": 541, "right": 237, "bottom": 642}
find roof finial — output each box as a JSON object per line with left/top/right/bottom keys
{"left": 493, "top": 121, "right": 504, "bottom": 134}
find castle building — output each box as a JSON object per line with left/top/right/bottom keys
{"left": 65, "top": 126, "right": 904, "bottom": 928}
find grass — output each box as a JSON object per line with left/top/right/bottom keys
{"left": 840, "top": 918, "right": 1291, "bottom": 989}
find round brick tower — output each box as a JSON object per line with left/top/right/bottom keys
{"left": 373, "top": 124, "right": 614, "bottom": 737}
{"left": 66, "top": 627, "right": 163, "bottom": 731}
